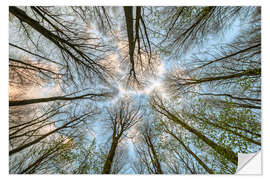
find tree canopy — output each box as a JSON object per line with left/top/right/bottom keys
{"left": 9, "top": 6, "right": 261, "bottom": 174}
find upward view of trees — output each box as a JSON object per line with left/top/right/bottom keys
{"left": 9, "top": 6, "right": 261, "bottom": 174}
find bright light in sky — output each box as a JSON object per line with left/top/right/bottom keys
{"left": 143, "top": 80, "right": 162, "bottom": 95}
{"left": 117, "top": 84, "right": 129, "bottom": 97}
{"left": 115, "top": 61, "right": 165, "bottom": 98}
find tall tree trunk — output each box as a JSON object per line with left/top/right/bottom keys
{"left": 165, "top": 129, "right": 214, "bottom": 174}
{"left": 184, "top": 68, "right": 261, "bottom": 86}
{"left": 194, "top": 43, "right": 261, "bottom": 70}
{"left": 9, "top": 6, "right": 98, "bottom": 73}
{"left": 153, "top": 103, "right": 238, "bottom": 165}
{"left": 192, "top": 115, "right": 261, "bottom": 146}
{"left": 145, "top": 136, "right": 163, "bottom": 174}
{"left": 123, "top": 7, "right": 136, "bottom": 75}
{"left": 9, "top": 93, "right": 106, "bottom": 106}
{"left": 19, "top": 145, "right": 59, "bottom": 174}
{"left": 9, "top": 58, "right": 61, "bottom": 76}
{"left": 9, "top": 113, "right": 88, "bottom": 156}
{"left": 102, "top": 137, "right": 119, "bottom": 174}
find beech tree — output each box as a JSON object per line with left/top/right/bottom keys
{"left": 150, "top": 96, "right": 238, "bottom": 165}
{"left": 9, "top": 6, "right": 261, "bottom": 174}
{"left": 132, "top": 123, "right": 164, "bottom": 174}
{"left": 101, "top": 101, "right": 142, "bottom": 174}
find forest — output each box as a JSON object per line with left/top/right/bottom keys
{"left": 9, "top": 6, "right": 261, "bottom": 174}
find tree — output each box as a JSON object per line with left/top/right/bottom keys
{"left": 9, "top": 6, "right": 261, "bottom": 174}
{"left": 101, "top": 101, "right": 142, "bottom": 174}
{"left": 139, "top": 123, "right": 163, "bottom": 174}
{"left": 9, "top": 90, "right": 113, "bottom": 106}
{"left": 9, "top": 6, "right": 111, "bottom": 86}
{"left": 123, "top": 7, "right": 152, "bottom": 81}
{"left": 17, "top": 137, "right": 75, "bottom": 174}
{"left": 150, "top": 96, "right": 238, "bottom": 165}
{"left": 154, "top": 7, "right": 245, "bottom": 56}
{"left": 9, "top": 110, "right": 96, "bottom": 156}
{"left": 162, "top": 124, "right": 214, "bottom": 174}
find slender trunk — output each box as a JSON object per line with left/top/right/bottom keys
{"left": 223, "top": 122, "right": 261, "bottom": 137}
{"left": 193, "top": 115, "right": 261, "bottom": 146}
{"left": 9, "top": 43, "right": 63, "bottom": 66}
{"left": 9, "top": 113, "right": 88, "bottom": 156}
{"left": 192, "top": 92, "right": 261, "bottom": 103}
{"left": 228, "top": 101, "right": 261, "bottom": 109}
{"left": 9, "top": 6, "right": 98, "bottom": 72}
{"left": 9, "top": 58, "right": 61, "bottom": 76}
{"left": 9, "top": 111, "right": 61, "bottom": 137}
{"left": 183, "top": 68, "right": 261, "bottom": 85}
{"left": 154, "top": 104, "right": 238, "bottom": 165}
{"left": 9, "top": 93, "right": 105, "bottom": 106}
{"left": 166, "top": 130, "right": 214, "bottom": 174}
{"left": 146, "top": 136, "right": 163, "bottom": 174}
{"left": 194, "top": 43, "right": 261, "bottom": 70}
{"left": 19, "top": 146, "right": 59, "bottom": 174}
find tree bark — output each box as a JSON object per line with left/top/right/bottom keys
{"left": 123, "top": 7, "right": 136, "bottom": 75}
{"left": 102, "top": 137, "right": 119, "bottom": 174}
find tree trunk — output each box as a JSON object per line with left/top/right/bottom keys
{"left": 165, "top": 130, "right": 214, "bottom": 174}
{"left": 146, "top": 136, "right": 163, "bottom": 174}
{"left": 185, "top": 68, "right": 261, "bottom": 86}
{"left": 19, "top": 146, "right": 59, "bottom": 173}
{"left": 194, "top": 43, "right": 261, "bottom": 70}
{"left": 9, "top": 93, "right": 106, "bottom": 106}
{"left": 123, "top": 7, "right": 136, "bottom": 74}
{"left": 102, "top": 137, "right": 119, "bottom": 174}
{"left": 193, "top": 115, "right": 261, "bottom": 146}
{"left": 154, "top": 103, "right": 238, "bottom": 165}
{"left": 9, "top": 113, "right": 88, "bottom": 156}
{"left": 9, "top": 6, "right": 97, "bottom": 71}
